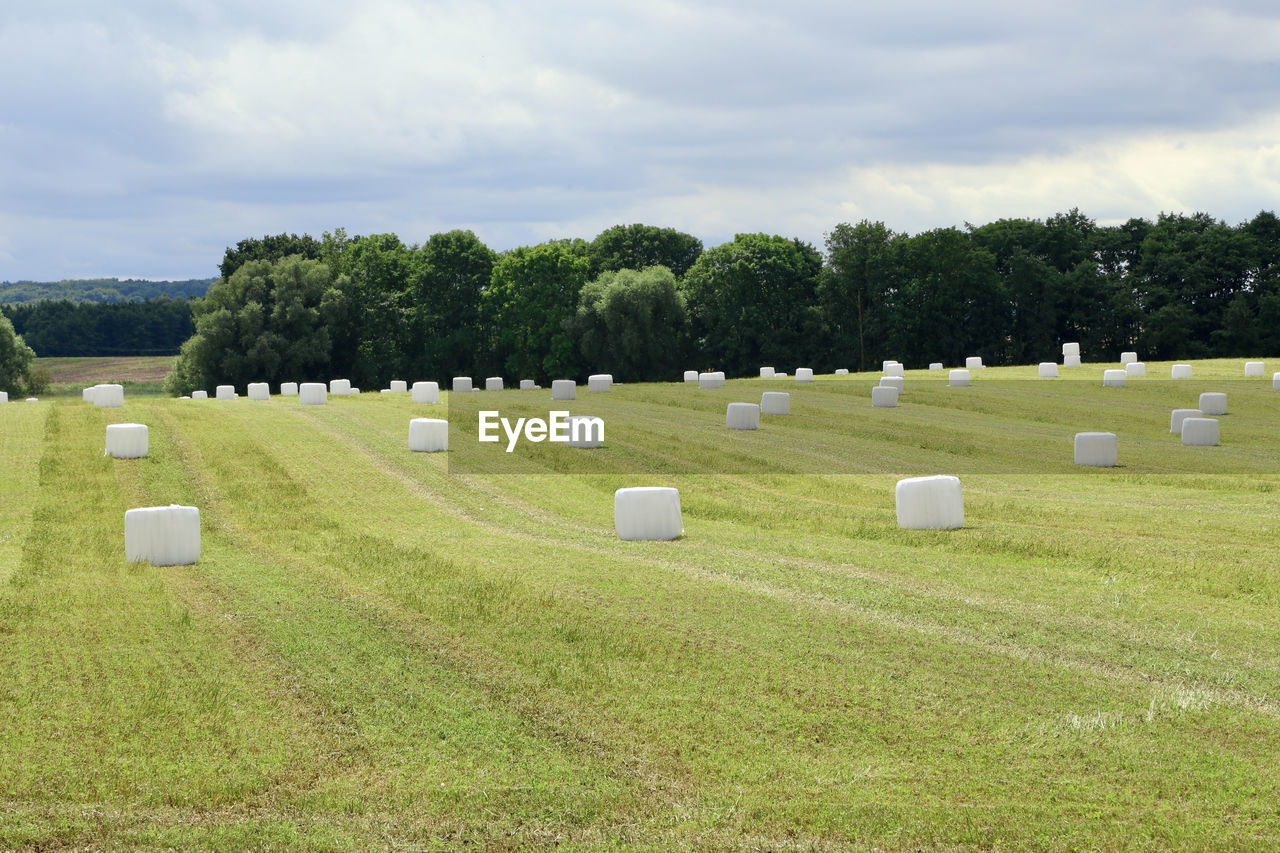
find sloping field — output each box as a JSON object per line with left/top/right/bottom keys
{"left": 2, "top": 360, "right": 1279, "bottom": 850}
{"left": 34, "top": 356, "right": 176, "bottom": 393}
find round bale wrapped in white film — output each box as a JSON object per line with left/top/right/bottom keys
{"left": 895, "top": 475, "right": 963, "bottom": 530}
{"left": 614, "top": 487, "right": 682, "bottom": 541}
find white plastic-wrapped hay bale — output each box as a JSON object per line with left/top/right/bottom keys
{"left": 965, "top": 356, "right": 983, "bottom": 369}
{"left": 0, "top": 391, "right": 6, "bottom": 404}
{"left": 929, "top": 362, "right": 944, "bottom": 370}
{"left": 281, "top": 382, "right": 299, "bottom": 396}
{"left": 1245, "top": 361, "right": 1265, "bottom": 377}
{"left": 215, "top": 385, "right": 235, "bottom": 400}
{"left": 412, "top": 381, "right": 440, "bottom": 404}
{"left": 885, "top": 363, "right": 905, "bottom": 378}
{"left": 1062, "top": 342, "right": 1080, "bottom": 358}
{"left": 759, "top": 366, "right": 775, "bottom": 378}
{"left": 298, "top": 382, "right": 327, "bottom": 405}
{"left": 94, "top": 384, "right": 125, "bottom": 408}
{"left": 1171, "top": 364, "right": 1192, "bottom": 379}
{"left": 191, "top": 390, "right": 208, "bottom": 400}
{"left": 795, "top": 368, "right": 814, "bottom": 382}
{"left": 351, "top": 388, "right": 360, "bottom": 395}
{"left": 1170, "top": 409, "right": 1202, "bottom": 434}
{"left": 726, "top": 402, "right": 760, "bottom": 430}
{"left": 1181, "top": 418, "right": 1219, "bottom": 446}
{"left": 485, "top": 377, "right": 504, "bottom": 392}
{"left": 871, "top": 386, "right": 899, "bottom": 407}
{"left": 247, "top": 382, "right": 269, "bottom": 401}
{"left": 614, "top": 487, "right": 682, "bottom": 541}
{"left": 760, "top": 391, "right": 790, "bottom": 415}
{"left": 949, "top": 369, "right": 970, "bottom": 387}
{"left": 1125, "top": 362, "right": 1146, "bottom": 377}
{"left": 895, "top": 475, "right": 963, "bottom": 530}
{"left": 329, "top": 379, "right": 351, "bottom": 396}
{"left": 380, "top": 389, "right": 393, "bottom": 394}
{"left": 565, "top": 415, "right": 604, "bottom": 448}
{"left": 1064, "top": 355, "right": 1082, "bottom": 368}
{"left": 519, "top": 379, "right": 535, "bottom": 391}
{"left": 1102, "top": 369, "right": 1126, "bottom": 387}
{"left": 25, "top": 398, "right": 38, "bottom": 402}
{"left": 82, "top": 386, "right": 95, "bottom": 402}
{"left": 1038, "top": 362, "right": 1058, "bottom": 378}
{"left": 835, "top": 368, "right": 849, "bottom": 375}
{"left": 588, "top": 374, "right": 612, "bottom": 392}
{"left": 1120, "top": 351, "right": 1138, "bottom": 365}
{"left": 684, "top": 370, "right": 698, "bottom": 383}
{"left": 879, "top": 376, "right": 904, "bottom": 392}
{"left": 105, "top": 423, "right": 149, "bottom": 458}
{"left": 1074, "top": 432, "right": 1117, "bottom": 467}
{"left": 698, "top": 372, "right": 725, "bottom": 389}
{"left": 1274, "top": 372, "right": 1280, "bottom": 391}
{"left": 1199, "top": 392, "right": 1227, "bottom": 415}
{"left": 551, "top": 379, "right": 577, "bottom": 400}
{"left": 881, "top": 360, "right": 898, "bottom": 372}
{"left": 408, "top": 418, "right": 448, "bottom": 452}
{"left": 124, "top": 504, "right": 200, "bottom": 566}
{"left": 452, "top": 377, "right": 473, "bottom": 394}
{"left": 389, "top": 380, "right": 408, "bottom": 393}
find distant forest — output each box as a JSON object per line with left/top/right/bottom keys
{"left": 0, "top": 278, "right": 210, "bottom": 357}
{"left": 5, "top": 298, "right": 195, "bottom": 357}
{"left": 0, "top": 277, "right": 214, "bottom": 304}
{"left": 3, "top": 209, "right": 1279, "bottom": 375}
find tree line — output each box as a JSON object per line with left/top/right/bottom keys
{"left": 5, "top": 297, "right": 195, "bottom": 357}
{"left": 0, "top": 277, "right": 214, "bottom": 304}
{"left": 162, "top": 210, "right": 1280, "bottom": 395}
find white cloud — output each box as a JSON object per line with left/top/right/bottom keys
{"left": 2, "top": 1, "right": 1280, "bottom": 278}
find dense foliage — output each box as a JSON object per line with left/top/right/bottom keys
{"left": 4, "top": 298, "right": 194, "bottom": 357}
{"left": 0, "top": 308, "right": 37, "bottom": 396}
{"left": 571, "top": 266, "right": 689, "bottom": 381}
{"left": 0, "top": 278, "right": 213, "bottom": 304}
{"left": 24, "top": 209, "right": 1280, "bottom": 394}
{"left": 164, "top": 256, "right": 348, "bottom": 395}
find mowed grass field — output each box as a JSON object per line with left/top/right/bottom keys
{"left": 2, "top": 359, "right": 1279, "bottom": 850}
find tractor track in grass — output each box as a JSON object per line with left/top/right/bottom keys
{"left": 142, "top": 402, "right": 689, "bottom": 838}
{"left": 254, "top": 399, "right": 1280, "bottom": 722}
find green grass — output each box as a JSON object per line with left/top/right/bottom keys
{"left": 2, "top": 359, "right": 1279, "bottom": 849}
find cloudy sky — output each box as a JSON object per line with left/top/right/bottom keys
{"left": 3, "top": 0, "right": 1279, "bottom": 281}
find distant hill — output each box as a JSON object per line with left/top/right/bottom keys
{"left": 0, "top": 277, "right": 215, "bottom": 304}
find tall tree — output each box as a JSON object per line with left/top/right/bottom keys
{"left": 336, "top": 233, "right": 415, "bottom": 387}
{"left": 893, "top": 228, "right": 1005, "bottom": 366}
{"left": 219, "top": 233, "right": 322, "bottom": 280}
{"left": 681, "top": 233, "right": 823, "bottom": 376}
{"left": 165, "top": 256, "right": 348, "bottom": 395}
{"left": 0, "top": 308, "right": 37, "bottom": 396}
{"left": 820, "top": 221, "right": 899, "bottom": 371}
{"left": 570, "top": 266, "right": 689, "bottom": 381}
{"left": 410, "top": 230, "right": 495, "bottom": 382}
{"left": 482, "top": 242, "right": 591, "bottom": 381}
{"left": 588, "top": 224, "right": 704, "bottom": 278}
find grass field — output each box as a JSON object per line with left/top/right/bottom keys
{"left": 2, "top": 360, "right": 1279, "bottom": 850}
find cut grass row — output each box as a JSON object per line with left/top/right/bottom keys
{"left": 1, "top": 361, "right": 1278, "bottom": 849}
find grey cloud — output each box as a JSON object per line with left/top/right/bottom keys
{"left": 3, "top": 1, "right": 1280, "bottom": 279}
